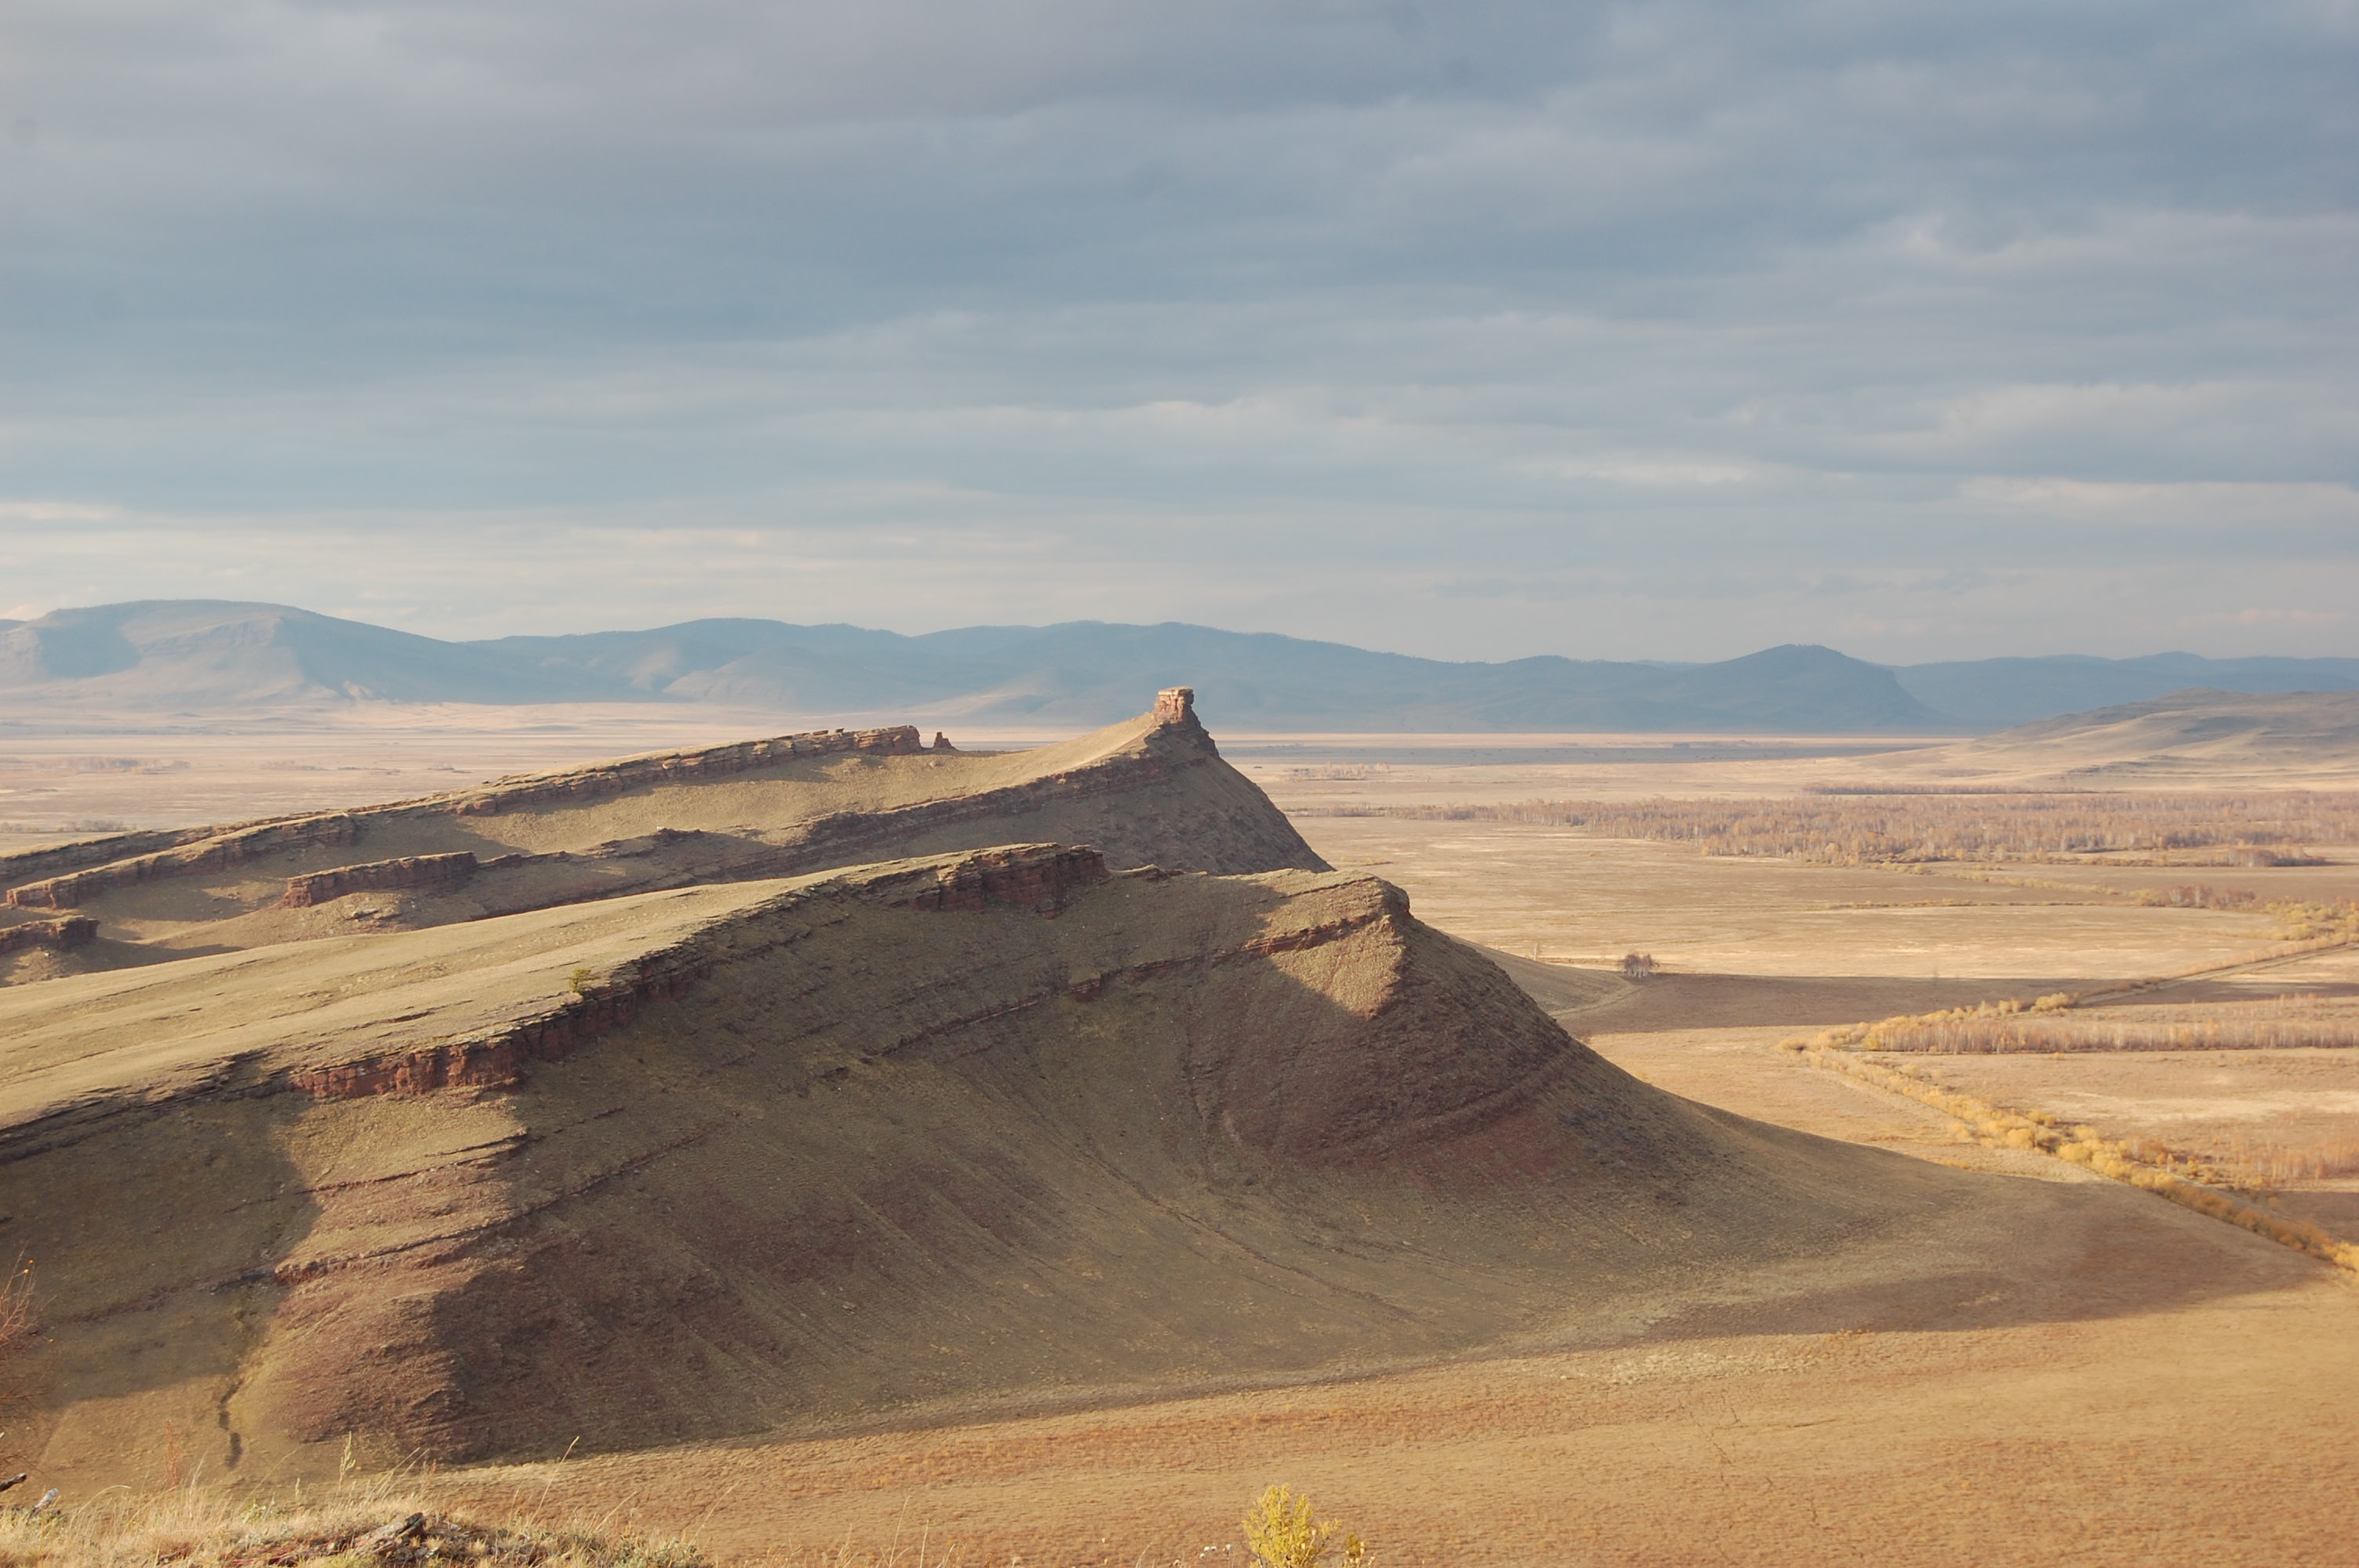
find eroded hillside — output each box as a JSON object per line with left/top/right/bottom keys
{"left": 2, "top": 841, "right": 1959, "bottom": 1488}
{"left": 0, "top": 689, "right": 1324, "bottom": 982}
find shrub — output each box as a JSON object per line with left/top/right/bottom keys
{"left": 1243, "top": 1486, "right": 1366, "bottom": 1568}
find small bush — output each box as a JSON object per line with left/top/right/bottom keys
{"left": 1242, "top": 1486, "right": 1366, "bottom": 1568}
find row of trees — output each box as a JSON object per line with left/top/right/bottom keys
{"left": 1308, "top": 790, "right": 2359, "bottom": 865}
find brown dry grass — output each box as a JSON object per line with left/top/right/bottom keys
{"left": 1296, "top": 791, "right": 2359, "bottom": 865}
{"left": 2218, "top": 1130, "right": 2359, "bottom": 1185}
{"left": 1787, "top": 1044, "right": 2359, "bottom": 1272}
{"left": 1843, "top": 992, "right": 2359, "bottom": 1054}
{"left": 0, "top": 1485, "right": 705, "bottom": 1568}
{"left": 0, "top": 1261, "right": 35, "bottom": 1426}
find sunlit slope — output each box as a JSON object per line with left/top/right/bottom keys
{"left": 1877, "top": 688, "right": 2359, "bottom": 787}
{"left": 0, "top": 690, "right": 1325, "bottom": 977}
{"left": 4, "top": 845, "right": 1954, "bottom": 1483}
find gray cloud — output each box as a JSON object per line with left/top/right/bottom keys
{"left": 0, "top": 0, "right": 2353, "bottom": 659}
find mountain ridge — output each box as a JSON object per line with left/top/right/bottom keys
{"left": 5, "top": 599, "right": 2356, "bottom": 734}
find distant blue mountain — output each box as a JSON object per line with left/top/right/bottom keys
{"left": 472, "top": 619, "right": 1946, "bottom": 731}
{"left": 3, "top": 600, "right": 2354, "bottom": 735}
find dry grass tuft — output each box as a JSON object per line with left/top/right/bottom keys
{"left": 0, "top": 1264, "right": 32, "bottom": 1376}
{"left": 0, "top": 1486, "right": 705, "bottom": 1568}
{"left": 0, "top": 1260, "right": 38, "bottom": 1432}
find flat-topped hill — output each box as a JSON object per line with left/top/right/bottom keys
{"left": 0, "top": 689, "right": 1324, "bottom": 982}
{"left": 2, "top": 842, "right": 1964, "bottom": 1486}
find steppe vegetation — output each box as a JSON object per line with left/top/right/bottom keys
{"left": 0, "top": 1490, "right": 703, "bottom": 1568}
{"left": 1, "top": 1261, "right": 33, "bottom": 1427}
{"left": 9, "top": 710, "right": 2359, "bottom": 1567}
{"left": 1241, "top": 1486, "right": 1366, "bottom": 1568}
{"left": 1819, "top": 990, "right": 2359, "bottom": 1054}
{"left": 1302, "top": 789, "right": 2359, "bottom": 865}
{"left": 1787, "top": 1040, "right": 2359, "bottom": 1272}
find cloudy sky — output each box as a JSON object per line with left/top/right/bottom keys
{"left": 1, "top": 0, "right": 2353, "bottom": 661}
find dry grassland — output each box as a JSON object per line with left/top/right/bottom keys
{"left": 434, "top": 1254, "right": 2357, "bottom": 1568}
{"left": 422, "top": 747, "right": 2359, "bottom": 1565}
{"left": 0, "top": 1483, "right": 703, "bottom": 1568}
{"left": 1841, "top": 989, "right": 2359, "bottom": 1054}
{"left": 9, "top": 724, "right": 2359, "bottom": 1566}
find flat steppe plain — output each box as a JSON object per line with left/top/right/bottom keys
{"left": 9, "top": 717, "right": 2357, "bottom": 1566}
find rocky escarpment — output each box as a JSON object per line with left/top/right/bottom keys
{"left": 284, "top": 853, "right": 481, "bottom": 908}
{"left": 0, "top": 916, "right": 97, "bottom": 956}
{"left": 0, "top": 693, "right": 1324, "bottom": 973}
{"left": 448, "top": 724, "right": 930, "bottom": 816}
{"left": 0, "top": 845, "right": 1125, "bottom": 1152}
{"left": 6, "top": 814, "right": 361, "bottom": 909}
{"left": 0, "top": 826, "right": 221, "bottom": 888}
{"left": 2, "top": 841, "right": 1956, "bottom": 1483}
{"left": 0, "top": 725, "right": 930, "bottom": 910}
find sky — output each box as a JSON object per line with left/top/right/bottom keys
{"left": 1, "top": 0, "right": 2354, "bottom": 662}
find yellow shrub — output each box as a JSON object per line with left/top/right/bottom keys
{"left": 1243, "top": 1486, "right": 1365, "bottom": 1568}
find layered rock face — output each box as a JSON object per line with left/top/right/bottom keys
{"left": 283, "top": 853, "right": 479, "bottom": 908}
{"left": 0, "top": 694, "right": 1325, "bottom": 975}
{"left": 0, "top": 845, "right": 1944, "bottom": 1480}
{"left": 0, "top": 916, "right": 95, "bottom": 956}
{"left": 0, "top": 688, "right": 1969, "bottom": 1496}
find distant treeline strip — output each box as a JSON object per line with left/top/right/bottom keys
{"left": 1856, "top": 998, "right": 2359, "bottom": 1054}
{"left": 1297, "top": 790, "right": 2359, "bottom": 864}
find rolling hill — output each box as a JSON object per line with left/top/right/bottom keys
{"left": 0, "top": 691, "right": 1980, "bottom": 1492}
{"left": 1907, "top": 688, "right": 2359, "bottom": 786}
